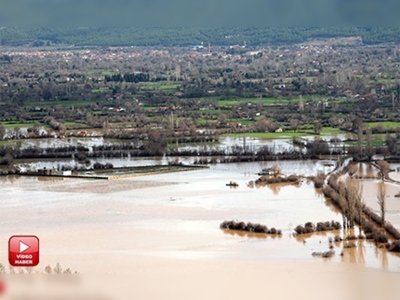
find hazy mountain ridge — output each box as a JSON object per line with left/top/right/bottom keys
{"left": 1, "top": 28, "right": 400, "bottom": 47}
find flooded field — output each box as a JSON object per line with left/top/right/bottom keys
{"left": 1, "top": 160, "right": 400, "bottom": 299}
{"left": 13, "top": 133, "right": 351, "bottom": 172}
{"left": 362, "top": 180, "right": 400, "bottom": 231}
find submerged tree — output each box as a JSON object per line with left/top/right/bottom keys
{"left": 365, "top": 129, "right": 374, "bottom": 161}
{"left": 345, "top": 177, "right": 362, "bottom": 228}
{"left": 346, "top": 176, "right": 365, "bottom": 230}
{"left": 377, "top": 181, "right": 386, "bottom": 226}
{"left": 376, "top": 160, "right": 391, "bottom": 181}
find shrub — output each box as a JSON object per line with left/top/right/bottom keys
{"left": 389, "top": 241, "right": 400, "bottom": 252}
{"left": 253, "top": 224, "right": 268, "bottom": 233}
{"left": 316, "top": 220, "right": 341, "bottom": 232}
{"left": 269, "top": 227, "right": 277, "bottom": 234}
{"left": 334, "top": 235, "right": 342, "bottom": 242}
{"left": 316, "top": 222, "right": 327, "bottom": 231}
{"left": 287, "top": 175, "right": 299, "bottom": 182}
{"left": 75, "top": 152, "right": 87, "bottom": 161}
{"left": 220, "top": 220, "right": 281, "bottom": 235}
{"left": 366, "top": 232, "right": 388, "bottom": 244}
{"left": 0, "top": 153, "right": 13, "bottom": 166}
{"left": 246, "top": 222, "right": 255, "bottom": 232}
{"left": 384, "top": 222, "right": 400, "bottom": 240}
{"left": 294, "top": 225, "right": 305, "bottom": 235}
{"left": 312, "top": 250, "right": 335, "bottom": 258}
{"left": 220, "top": 220, "right": 234, "bottom": 230}
{"left": 304, "top": 222, "right": 315, "bottom": 233}
{"left": 362, "top": 221, "right": 376, "bottom": 234}
{"left": 313, "top": 175, "right": 325, "bottom": 188}
{"left": 295, "top": 220, "right": 341, "bottom": 235}
{"left": 235, "top": 221, "right": 246, "bottom": 231}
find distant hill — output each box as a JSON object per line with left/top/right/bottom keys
{"left": 1, "top": 28, "right": 400, "bottom": 47}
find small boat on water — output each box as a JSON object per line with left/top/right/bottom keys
{"left": 226, "top": 181, "right": 239, "bottom": 187}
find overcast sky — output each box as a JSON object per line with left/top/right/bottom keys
{"left": 0, "top": 0, "right": 398, "bottom": 27}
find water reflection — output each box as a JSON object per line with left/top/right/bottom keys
{"left": 255, "top": 181, "right": 301, "bottom": 195}
{"left": 37, "top": 176, "right": 64, "bottom": 182}
{"left": 222, "top": 229, "right": 282, "bottom": 239}
{"left": 0, "top": 175, "right": 19, "bottom": 183}
{"left": 375, "top": 247, "right": 389, "bottom": 270}
{"left": 356, "top": 162, "right": 377, "bottom": 179}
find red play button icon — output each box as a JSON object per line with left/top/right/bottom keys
{"left": 8, "top": 236, "right": 39, "bottom": 267}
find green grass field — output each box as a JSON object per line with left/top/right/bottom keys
{"left": 365, "top": 122, "right": 400, "bottom": 129}
{"left": 140, "top": 106, "right": 157, "bottom": 111}
{"left": 217, "top": 95, "right": 335, "bottom": 107}
{"left": 1, "top": 122, "right": 36, "bottom": 129}
{"left": 87, "top": 70, "right": 118, "bottom": 76}
{"left": 92, "top": 88, "right": 110, "bottom": 93}
{"left": 320, "top": 127, "right": 342, "bottom": 135}
{"left": 64, "top": 122, "right": 88, "bottom": 129}
{"left": 217, "top": 97, "right": 288, "bottom": 106}
{"left": 140, "top": 83, "right": 181, "bottom": 91}
{"left": 225, "top": 118, "right": 256, "bottom": 125}
{"left": 27, "top": 99, "right": 92, "bottom": 108}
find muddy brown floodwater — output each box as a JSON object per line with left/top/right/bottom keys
{"left": 1, "top": 161, "right": 400, "bottom": 299}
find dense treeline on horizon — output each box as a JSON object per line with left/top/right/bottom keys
{"left": 1, "top": 28, "right": 400, "bottom": 47}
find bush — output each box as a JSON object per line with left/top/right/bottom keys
{"left": 287, "top": 175, "right": 299, "bottom": 182}
{"left": 334, "top": 235, "right": 342, "bottom": 242}
{"left": 389, "top": 241, "right": 400, "bottom": 252}
{"left": 253, "top": 223, "right": 268, "bottom": 233}
{"left": 235, "top": 221, "right": 246, "bottom": 231}
{"left": 75, "top": 152, "right": 87, "bottom": 161}
{"left": 220, "top": 220, "right": 281, "bottom": 235}
{"left": 93, "top": 162, "right": 114, "bottom": 169}
{"left": 312, "top": 250, "right": 335, "bottom": 258}
{"left": 366, "top": 232, "right": 388, "bottom": 244}
{"left": 362, "top": 221, "right": 376, "bottom": 234}
{"left": 316, "top": 221, "right": 341, "bottom": 232}
{"left": 313, "top": 174, "right": 325, "bottom": 188}
{"left": 0, "top": 153, "right": 13, "bottom": 166}
{"left": 304, "top": 222, "right": 315, "bottom": 233}
{"left": 294, "top": 225, "right": 305, "bottom": 235}
{"left": 269, "top": 227, "right": 277, "bottom": 234}
{"left": 295, "top": 220, "right": 341, "bottom": 235}
{"left": 384, "top": 222, "right": 400, "bottom": 240}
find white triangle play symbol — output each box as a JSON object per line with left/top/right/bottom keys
{"left": 19, "top": 241, "right": 30, "bottom": 253}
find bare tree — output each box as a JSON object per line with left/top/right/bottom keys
{"left": 345, "top": 177, "right": 361, "bottom": 228}
{"left": 271, "top": 164, "right": 281, "bottom": 178}
{"left": 376, "top": 160, "right": 391, "bottom": 181}
{"left": 313, "top": 120, "right": 322, "bottom": 134}
{"left": 357, "top": 125, "right": 363, "bottom": 158}
{"left": 346, "top": 177, "right": 364, "bottom": 227}
{"left": 365, "top": 129, "right": 374, "bottom": 161}
{"left": 338, "top": 182, "right": 347, "bottom": 229}
{"left": 377, "top": 181, "right": 386, "bottom": 226}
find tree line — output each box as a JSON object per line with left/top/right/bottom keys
{"left": 3, "top": 28, "right": 400, "bottom": 47}
{"left": 105, "top": 73, "right": 150, "bottom": 83}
